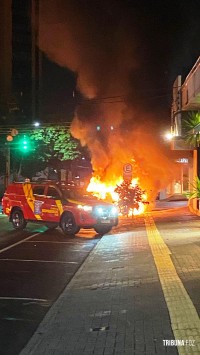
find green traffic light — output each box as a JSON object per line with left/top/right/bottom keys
{"left": 19, "top": 135, "right": 32, "bottom": 152}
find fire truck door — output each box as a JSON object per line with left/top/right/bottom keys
{"left": 42, "top": 186, "right": 61, "bottom": 221}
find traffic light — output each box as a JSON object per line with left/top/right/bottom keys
{"left": 19, "top": 135, "right": 32, "bottom": 152}
{"left": 22, "top": 136, "right": 28, "bottom": 151}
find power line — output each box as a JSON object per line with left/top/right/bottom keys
{"left": 0, "top": 122, "right": 72, "bottom": 135}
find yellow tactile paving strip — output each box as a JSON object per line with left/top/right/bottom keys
{"left": 145, "top": 214, "right": 200, "bottom": 354}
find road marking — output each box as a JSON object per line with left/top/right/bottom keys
{"left": 2, "top": 317, "right": 35, "bottom": 322}
{"left": 0, "top": 258, "right": 78, "bottom": 264}
{"left": 25, "top": 240, "right": 90, "bottom": 244}
{"left": 0, "top": 296, "right": 48, "bottom": 302}
{"left": 145, "top": 215, "right": 200, "bottom": 354}
{"left": 0, "top": 232, "right": 43, "bottom": 254}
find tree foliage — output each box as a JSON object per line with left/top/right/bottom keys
{"left": 115, "top": 180, "right": 147, "bottom": 215}
{"left": 30, "top": 126, "right": 80, "bottom": 162}
{"left": 185, "top": 176, "right": 200, "bottom": 199}
{"left": 182, "top": 111, "right": 200, "bottom": 147}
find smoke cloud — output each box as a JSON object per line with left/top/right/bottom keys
{"left": 38, "top": 0, "right": 179, "bottom": 198}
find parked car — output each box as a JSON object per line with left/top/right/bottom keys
{"left": 2, "top": 181, "right": 118, "bottom": 236}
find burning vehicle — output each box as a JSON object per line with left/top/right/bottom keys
{"left": 2, "top": 181, "right": 118, "bottom": 236}
{"left": 87, "top": 176, "right": 148, "bottom": 216}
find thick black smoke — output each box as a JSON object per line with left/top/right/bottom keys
{"left": 38, "top": 0, "right": 181, "bottom": 197}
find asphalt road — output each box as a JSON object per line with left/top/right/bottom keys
{"left": 0, "top": 202, "right": 200, "bottom": 355}
{"left": 0, "top": 216, "right": 101, "bottom": 355}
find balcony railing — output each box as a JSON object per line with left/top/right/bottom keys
{"left": 182, "top": 57, "right": 200, "bottom": 110}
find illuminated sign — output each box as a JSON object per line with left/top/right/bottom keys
{"left": 176, "top": 158, "right": 188, "bottom": 163}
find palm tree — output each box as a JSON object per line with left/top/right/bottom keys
{"left": 182, "top": 111, "right": 200, "bottom": 147}
{"left": 182, "top": 111, "right": 200, "bottom": 207}
{"left": 185, "top": 176, "right": 200, "bottom": 199}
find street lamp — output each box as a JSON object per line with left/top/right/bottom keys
{"left": 33, "top": 122, "right": 40, "bottom": 127}
{"left": 165, "top": 132, "right": 173, "bottom": 140}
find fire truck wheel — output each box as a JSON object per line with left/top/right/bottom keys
{"left": 11, "top": 209, "right": 27, "bottom": 230}
{"left": 60, "top": 212, "right": 80, "bottom": 236}
{"left": 94, "top": 226, "right": 112, "bottom": 235}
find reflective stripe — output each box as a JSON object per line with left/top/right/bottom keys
{"left": 22, "top": 183, "right": 42, "bottom": 220}
{"left": 55, "top": 200, "right": 63, "bottom": 215}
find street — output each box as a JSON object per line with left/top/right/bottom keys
{"left": 1, "top": 2, "right": 200, "bottom": 354}
{"left": 0, "top": 201, "right": 199, "bottom": 354}
{"left": 0, "top": 216, "right": 100, "bottom": 355}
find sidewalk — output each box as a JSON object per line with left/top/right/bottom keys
{"left": 20, "top": 221, "right": 178, "bottom": 355}
{"left": 162, "top": 194, "right": 188, "bottom": 202}
{"left": 154, "top": 195, "right": 188, "bottom": 211}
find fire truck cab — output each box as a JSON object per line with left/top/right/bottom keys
{"left": 2, "top": 181, "right": 118, "bottom": 236}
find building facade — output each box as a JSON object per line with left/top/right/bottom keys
{"left": 0, "top": 0, "right": 72, "bottom": 125}
{"left": 0, "top": 0, "right": 40, "bottom": 124}
{"left": 171, "top": 56, "right": 200, "bottom": 210}
{"left": 0, "top": 0, "right": 12, "bottom": 120}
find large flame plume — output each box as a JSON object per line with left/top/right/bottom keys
{"left": 38, "top": 1, "right": 179, "bottom": 204}
{"left": 87, "top": 176, "right": 148, "bottom": 216}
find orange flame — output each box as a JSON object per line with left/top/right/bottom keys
{"left": 87, "top": 176, "right": 148, "bottom": 216}
{"left": 87, "top": 176, "right": 122, "bottom": 201}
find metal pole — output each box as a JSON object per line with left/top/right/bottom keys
{"left": 31, "top": 0, "right": 36, "bottom": 120}
{"left": 5, "top": 145, "right": 10, "bottom": 188}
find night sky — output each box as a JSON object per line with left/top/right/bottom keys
{"left": 41, "top": 0, "right": 200, "bottom": 129}
{"left": 37, "top": 0, "right": 199, "bottom": 193}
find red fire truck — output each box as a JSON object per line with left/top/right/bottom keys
{"left": 2, "top": 181, "right": 118, "bottom": 236}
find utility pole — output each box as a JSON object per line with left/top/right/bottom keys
{"left": 31, "top": 0, "right": 36, "bottom": 120}
{"left": 32, "top": 0, "right": 42, "bottom": 121}
{"left": 5, "top": 130, "right": 19, "bottom": 188}
{"left": 5, "top": 144, "right": 10, "bottom": 188}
